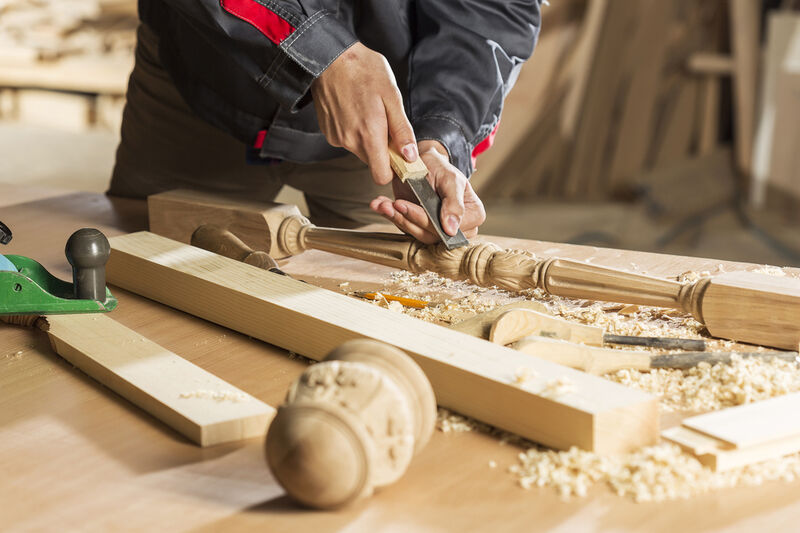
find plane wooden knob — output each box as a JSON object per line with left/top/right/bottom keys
{"left": 265, "top": 340, "right": 435, "bottom": 509}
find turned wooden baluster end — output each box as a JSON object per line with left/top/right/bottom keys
{"left": 265, "top": 340, "right": 435, "bottom": 509}
{"left": 682, "top": 272, "right": 800, "bottom": 351}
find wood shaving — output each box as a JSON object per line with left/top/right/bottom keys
{"left": 178, "top": 389, "right": 249, "bottom": 403}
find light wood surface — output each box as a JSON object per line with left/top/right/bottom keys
{"left": 512, "top": 335, "right": 652, "bottom": 375}
{"left": 388, "top": 146, "right": 428, "bottom": 181}
{"left": 662, "top": 425, "right": 800, "bottom": 472}
{"left": 105, "top": 231, "right": 660, "bottom": 454}
{"left": 682, "top": 393, "right": 800, "bottom": 449}
{"left": 148, "top": 189, "right": 303, "bottom": 259}
{"left": 447, "top": 301, "right": 547, "bottom": 339}
{"left": 44, "top": 314, "right": 275, "bottom": 446}
{"left": 490, "top": 308, "right": 605, "bottom": 346}
{"left": 5, "top": 187, "right": 800, "bottom": 532}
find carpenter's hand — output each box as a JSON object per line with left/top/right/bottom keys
{"left": 369, "top": 140, "right": 486, "bottom": 244}
{"left": 311, "top": 42, "right": 417, "bottom": 185}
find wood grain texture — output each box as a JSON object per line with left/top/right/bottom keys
{"left": 147, "top": 189, "right": 302, "bottom": 259}
{"left": 388, "top": 146, "right": 428, "bottom": 181}
{"left": 490, "top": 308, "right": 604, "bottom": 347}
{"left": 7, "top": 189, "right": 800, "bottom": 531}
{"left": 44, "top": 314, "right": 275, "bottom": 446}
{"left": 447, "top": 301, "right": 547, "bottom": 339}
{"left": 512, "top": 336, "right": 652, "bottom": 375}
{"left": 106, "top": 231, "right": 660, "bottom": 453}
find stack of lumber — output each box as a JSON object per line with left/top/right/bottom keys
{"left": 664, "top": 392, "right": 800, "bottom": 471}
{"left": 0, "top": 0, "right": 136, "bottom": 131}
{"left": 473, "top": 0, "right": 729, "bottom": 200}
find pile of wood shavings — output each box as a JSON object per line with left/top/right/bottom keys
{"left": 511, "top": 444, "right": 800, "bottom": 502}
{"left": 400, "top": 266, "right": 800, "bottom": 502}
{"left": 362, "top": 270, "right": 525, "bottom": 324}
{"left": 607, "top": 354, "right": 800, "bottom": 412}
{"left": 437, "top": 407, "right": 800, "bottom": 502}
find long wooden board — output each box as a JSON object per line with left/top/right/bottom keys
{"left": 45, "top": 314, "right": 275, "bottom": 446}
{"left": 105, "top": 232, "right": 659, "bottom": 453}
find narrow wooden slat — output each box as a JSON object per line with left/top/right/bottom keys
{"left": 105, "top": 231, "right": 660, "bottom": 453}
{"left": 45, "top": 314, "right": 275, "bottom": 446}
{"left": 681, "top": 393, "right": 800, "bottom": 448}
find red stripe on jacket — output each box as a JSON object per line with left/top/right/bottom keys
{"left": 471, "top": 122, "right": 500, "bottom": 169}
{"left": 220, "top": 0, "right": 295, "bottom": 45}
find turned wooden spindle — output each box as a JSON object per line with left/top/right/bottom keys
{"left": 148, "top": 190, "right": 800, "bottom": 351}
{"left": 273, "top": 215, "right": 800, "bottom": 351}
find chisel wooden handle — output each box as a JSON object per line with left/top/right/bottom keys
{"left": 191, "top": 224, "right": 280, "bottom": 271}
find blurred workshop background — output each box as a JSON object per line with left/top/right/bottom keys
{"left": 1, "top": 0, "right": 799, "bottom": 265}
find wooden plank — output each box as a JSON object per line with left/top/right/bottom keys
{"left": 663, "top": 425, "right": 800, "bottom": 471}
{"left": 44, "top": 314, "right": 275, "bottom": 446}
{"left": 0, "top": 55, "right": 133, "bottom": 95}
{"left": 751, "top": 13, "right": 800, "bottom": 206}
{"left": 564, "top": 0, "right": 640, "bottom": 197}
{"left": 105, "top": 231, "right": 660, "bottom": 453}
{"left": 607, "top": 0, "right": 672, "bottom": 188}
{"left": 730, "top": 0, "right": 761, "bottom": 177}
{"left": 766, "top": 26, "right": 800, "bottom": 203}
{"left": 681, "top": 392, "right": 800, "bottom": 448}
{"left": 16, "top": 89, "right": 93, "bottom": 132}
{"left": 653, "top": 79, "right": 699, "bottom": 165}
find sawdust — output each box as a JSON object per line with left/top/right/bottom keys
{"left": 511, "top": 443, "right": 800, "bottom": 502}
{"left": 606, "top": 354, "right": 800, "bottom": 412}
{"left": 396, "top": 267, "right": 800, "bottom": 502}
{"left": 178, "top": 389, "right": 249, "bottom": 403}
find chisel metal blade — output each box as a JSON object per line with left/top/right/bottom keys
{"left": 405, "top": 176, "right": 469, "bottom": 250}
{"left": 388, "top": 146, "right": 469, "bottom": 250}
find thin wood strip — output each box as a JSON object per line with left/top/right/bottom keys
{"left": 663, "top": 425, "right": 800, "bottom": 471}
{"left": 681, "top": 392, "right": 800, "bottom": 448}
{"left": 106, "top": 232, "right": 660, "bottom": 453}
{"left": 44, "top": 314, "right": 275, "bottom": 446}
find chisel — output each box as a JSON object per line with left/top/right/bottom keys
{"left": 388, "top": 146, "right": 469, "bottom": 250}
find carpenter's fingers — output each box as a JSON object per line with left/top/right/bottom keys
{"left": 383, "top": 92, "right": 417, "bottom": 163}
{"left": 393, "top": 200, "right": 435, "bottom": 234}
{"left": 435, "top": 173, "right": 467, "bottom": 236}
{"left": 386, "top": 209, "right": 440, "bottom": 244}
{"left": 363, "top": 125, "right": 393, "bottom": 185}
{"left": 370, "top": 195, "right": 395, "bottom": 218}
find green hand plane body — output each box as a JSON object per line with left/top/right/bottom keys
{"left": 0, "top": 254, "right": 117, "bottom": 315}
{"left": 0, "top": 222, "right": 116, "bottom": 316}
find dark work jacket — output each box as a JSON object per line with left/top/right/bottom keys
{"left": 138, "top": 0, "right": 542, "bottom": 177}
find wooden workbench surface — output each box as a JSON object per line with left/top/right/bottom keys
{"left": 2, "top": 186, "right": 800, "bottom": 532}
